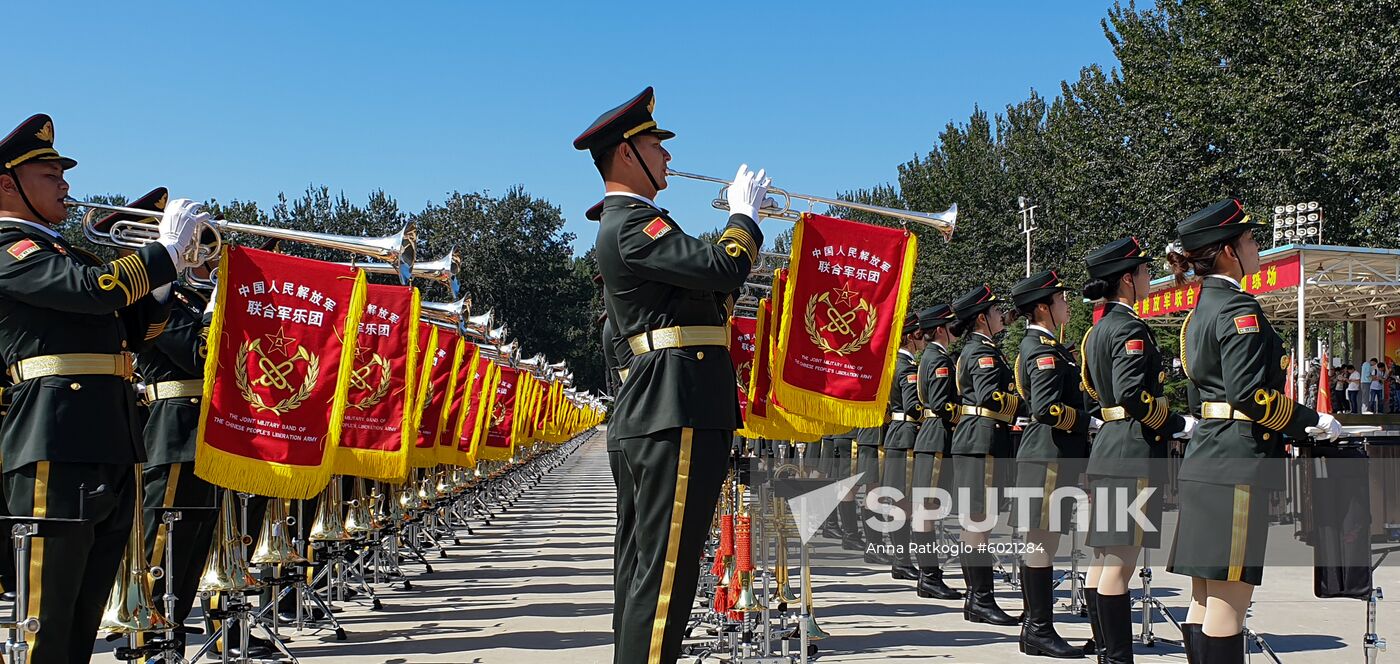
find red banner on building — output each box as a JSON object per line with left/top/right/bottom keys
{"left": 1135, "top": 254, "right": 1301, "bottom": 319}
{"left": 771, "top": 213, "right": 917, "bottom": 426}
{"left": 480, "top": 365, "right": 521, "bottom": 461}
{"left": 195, "top": 247, "right": 367, "bottom": 499}
{"left": 333, "top": 284, "right": 418, "bottom": 482}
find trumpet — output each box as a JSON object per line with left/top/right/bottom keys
{"left": 338, "top": 247, "right": 461, "bottom": 296}
{"left": 665, "top": 169, "right": 957, "bottom": 239}
{"left": 66, "top": 198, "right": 418, "bottom": 284}
{"left": 421, "top": 294, "right": 472, "bottom": 334}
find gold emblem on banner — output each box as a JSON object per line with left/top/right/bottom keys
{"left": 736, "top": 360, "right": 753, "bottom": 390}
{"left": 805, "top": 285, "right": 877, "bottom": 356}
{"left": 236, "top": 327, "right": 318, "bottom": 415}
{"left": 348, "top": 349, "right": 392, "bottom": 411}
{"left": 491, "top": 400, "right": 507, "bottom": 428}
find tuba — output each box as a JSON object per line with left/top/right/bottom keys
{"left": 197, "top": 490, "right": 260, "bottom": 594}
{"left": 100, "top": 466, "right": 171, "bottom": 634}
{"left": 251, "top": 498, "right": 308, "bottom": 565}
{"left": 343, "top": 478, "right": 373, "bottom": 536}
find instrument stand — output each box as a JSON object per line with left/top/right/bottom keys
{"left": 1053, "top": 518, "right": 1089, "bottom": 616}
{"left": 1241, "top": 603, "right": 1283, "bottom": 664}
{"left": 118, "top": 508, "right": 212, "bottom": 663}
{"left": 1134, "top": 550, "right": 1181, "bottom": 647}
{"left": 255, "top": 566, "right": 346, "bottom": 641}
{"left": 188, "top": 590, "right": 296, "bottom": 664}
{"left": 2, "top": 522, "right": 43, "bottom": 664}
{"left": 1364, "top": 587, "right": 1386, "bottom": 664}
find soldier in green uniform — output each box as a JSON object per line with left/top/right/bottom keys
{"left": 948, "top": 284, "right": 1020, "bottom": 626}
{"left": 882, "top": 312, "right": 924, "bottom": 580}
{"left": 600, "top": 302, "right": 638, "bottom": 664}
{"left": 575, "top": 87, "right": 766, "bottom": 664}
{"left": 0, "top": 114, "right": 202, "bottom": 663}
{"left": 910, "top": 304, "right": 961, "bottom": 600}
{"left": 1009, "top": 270, "right": 1087, "bottom": 658}
{"left": 823, "top": 428, "right": 863, "bottom": 550}
{"left": 1163, "top": 200, "right": 1339, "bottom": 664}
{"left": 852, "top": 421, "right": 887, "bottom": 563}
{"left": 1079, "top": 236, "right": 1191, "bottom": 664}
{"left": 88, "top": 190, "right": 222, "bottom": 650}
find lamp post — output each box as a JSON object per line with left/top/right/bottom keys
{"left": 1018, "top": 196, "right": 1037, "bottom": 278}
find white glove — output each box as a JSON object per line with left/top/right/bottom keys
{"left": 1089, "top": 416, "right": 1104, "bottom": 432}
{"left": 1310, "top": 412, "right": 1343, "bottom": 441}
{"left": 1173, "top": 415, "right": 1197, "bottom": 439}
{"left": 157, "top": 198, "right": 206, "bottom": 269}
{"left": 726, "top": 163, "right": 771, "bottom": 222}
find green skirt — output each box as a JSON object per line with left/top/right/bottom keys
{"left": 1167, "top": 479, "right": 1272, "bottom": 586}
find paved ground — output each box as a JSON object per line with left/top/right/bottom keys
{"left": 82, "top": 428, "right": 1396, "bottom": 663}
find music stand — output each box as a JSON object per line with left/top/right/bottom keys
{"left": 0, "top": 515, "right": 87, "bottom": 664}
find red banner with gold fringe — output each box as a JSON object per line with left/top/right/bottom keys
{"left": 413, "top": 327, "right": 459, "bottom": 468}
{"left": 195, "top": 246, "right": 367, "bottom": 499}
{"left": 437, "top": 340, "right": 479, "bottom": 465}
{"left": 771, "top": 213, "right": 916, "bottom": 427}
{"left": 480, "top": 365, "right": 521, "bottom": 461}
{"left": 333, "top": 284, "right": 418, "bottom": 482}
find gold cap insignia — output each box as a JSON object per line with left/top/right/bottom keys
{"left": 155, "top": 194, "right": 168, "bottom": 210}
{"left": 35, "top": 121, "right": 54, "bottom": 144}
{"left": 647, "top": 97, "right": 655, "bottom": 114}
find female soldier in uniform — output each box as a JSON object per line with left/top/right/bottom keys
{"left": 1010, "top": 271, "right": 1087, "bottom": 658}
{"left": 1079, "top": 237, "right": 1191, "bottom": 664}
{"left": 910, "top": 304, "right": 961, "bottom": 600}
{"left": 948, "top": 284, "right": 1019, "bottom": 626}
{"left": 1165, "top": 200, "right": 1339, "bottom": 663}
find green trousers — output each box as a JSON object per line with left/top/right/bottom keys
{"left": 141, "top": 462, "right": 219, "bottom": 627}
{"left": 613, "top": 428, "right": 729, "bottom": 664}
{"left": 609, "top": 449, "right": 636, "bottom": 664}
{"left": 5, "top": 461, "right": 134, "bottom": 664}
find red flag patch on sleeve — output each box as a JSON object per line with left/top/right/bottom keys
{"left": 906, "top": 373, "right": 918, "bottom": 383}
{"left": 1125, "top": 339, "right": 1144, "bottom": 355}
{"left": 977, "top": 356, "right": 995, "bottom": 368}
{"left": 1234, "top": 314, "right": 1260, "bottom": 334}
{"left": 642, "top": 217, "right": 672, "bottom": 241}
{"left": 6, "top": 239, "right": 39, "bottom": 261}
{"left": 1036, "top": 356, "right": 1057, "bottom": 371}
{"left": 935, "top": 366, "right": 950, "bottom": 378}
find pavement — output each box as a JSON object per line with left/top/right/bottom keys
{"left": 88, "top": 428, "right": 1394, "bottom": 663}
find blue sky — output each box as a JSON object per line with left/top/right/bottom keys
{"left": 11, "top": 1, "right": 1119, "bottom": 254}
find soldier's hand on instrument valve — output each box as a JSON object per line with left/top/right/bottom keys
{"left": 157, "top": 197, "right": 207, "bottom": 270}
{"left": 727, "top": 163, "right": 772, "bottom": 222}
{"left": 1309, "top": 412, "right": 1343, "bottom": 441}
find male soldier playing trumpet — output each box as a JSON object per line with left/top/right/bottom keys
{"left": 576, "top": 87, "right": 767, "bottom": 664}
{"left": 0, "top": 114, "right": 203, "bottom": 663}
{"left": 91, "top": 189, "right": 222, "bottom": 652}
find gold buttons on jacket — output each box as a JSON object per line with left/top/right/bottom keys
{"left": 70, "top": 383, "right": 81, "bottom": 391}
{"left": 1262, "top": 433, "right": 1271, "bottom": 441}
{"left": 696, "top": 351, "right": 705, "bottom": 360}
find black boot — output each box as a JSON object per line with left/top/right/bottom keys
{"left": 963, "top": 554, "right": 1019, "bottom": 626}
{"left": 837, "top": 501, "right": 865, "bottom": 551}
{"left": 1096, "top": 592, "right": 1134, "bottom": 664}
{"left": 1180, "top": 623, "right": 1202, "bottom": 663}
{"left": 1082, "top": 587, "right": 1101, "bottom": 659}
{"left": 889, "top": 521, "right": 919, "bottom": 580}
{"left": 912, "top": 530, "right": 961, "bottom": 599}
{"left": 862, "top": 508, "right": 894, "bottom": 565}
{"left": 1019, "top": 566, "right": 1084, "bottom": 658}
{"left": 821, "top": 510, "right": 842, "bottom": 539}
{"left": 1200, "top": 632, "right": 1244, "bottom": 664}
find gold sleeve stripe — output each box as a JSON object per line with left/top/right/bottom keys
{"left": 1013, "top": 353, "right": 1027, "bottom": 399}
{"left": 145, "top": 321, "right": 166, "bottom": 341}
{"left": 1052, "top": 405, "right": 1078, "bottom": 432}
{"left": 101, "top": 254, "right": 152, "bottom": 306}
{"left": 1257, "top": 389, "right": 1294, "bottom": 430}
{"left": 719, "top": 227, "right": 758, "bottom": 259}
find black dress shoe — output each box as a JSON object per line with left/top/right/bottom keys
{"left": 863, "top": 548, "right": 895, "bottom": 565}
{"left": 841, "top": 533, "right": 865, "bottom": 551}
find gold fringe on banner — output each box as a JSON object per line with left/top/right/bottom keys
{"left": 195, "top": 247, "right": 368, "bottom": 499}
{"left": 408, "top": 324, "right": 439, "bottom": 469}
{"left": 769, "top": 215, "right": 918, "bottom": 428}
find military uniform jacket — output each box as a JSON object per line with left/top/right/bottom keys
{"left": 1082, "top": 302, "right": 1184, "bottom": 477}
{"left": 1015, "top": 326, "right": 1089, "bottom": 463}
{"left": 0, "top": 221, "right": 176, "bottom": 472}
{"left": 951, "top": 333, "right": 1019, "bottom": 457}
{"left": 1179, "top": 276, "right": 1318, "bottom": 488}
{"left": 137, "top": 283, "right": 209, "bottom": 466}
{"left": 884, "top": 349, "right": 920, "bottom": 451}
{"left": 595, "top": 194, "right": 761, "bottom": 439}
{"left": 914, "top": 342, "right": 958, "bottom": 454}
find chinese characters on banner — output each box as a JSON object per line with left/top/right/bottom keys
{"left": 480, "top": 365, "right": 521, "bottom": 461}
{"left": 333, "top": 284, "right": 419, "bottom": 482}
{"left": 730, "top": 315, "right": 757, "bottom": 414}
{"left": 771, "top": 213, "right": 917, "bottom": 426}
{"left": 195, "top": 246, "right": 367, "bottom": 499}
